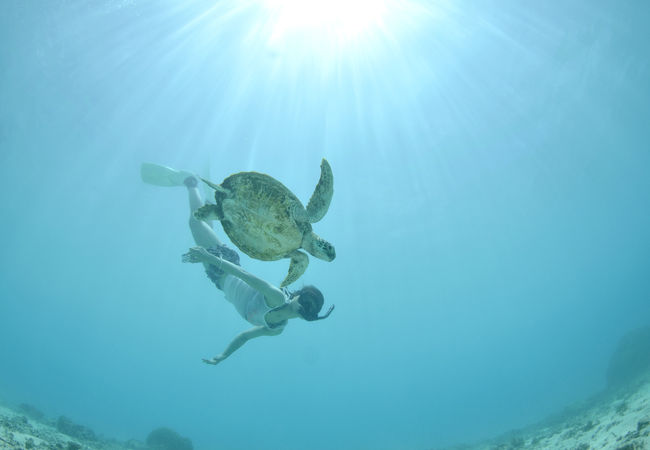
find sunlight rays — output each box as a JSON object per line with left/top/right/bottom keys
{"left": 257, "top": 0, "right": 444, "bottom": 62}
{"left": 262, "top": 0, "right": 389, "bottom": 49}
{"left": 81, "top": 0, "right": 454, "bottom": 173}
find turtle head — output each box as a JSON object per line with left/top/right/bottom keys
{"left": 303, "top": 231, "right": 336, "bottom": 262}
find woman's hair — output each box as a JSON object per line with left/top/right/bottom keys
{"left": 290, "top": 285, "right": 334, "bottom": 321}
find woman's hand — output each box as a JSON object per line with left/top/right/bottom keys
{"left": 182, "top": 246, "right": 212, "bottom": 264}
{"left": 202, "top": 354, "right": 227, "bottom": 365}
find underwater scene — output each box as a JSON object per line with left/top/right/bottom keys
{"left": 1, "top": 0, "right": 649, "bottom": 449}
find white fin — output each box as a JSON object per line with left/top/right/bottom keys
{"left": 141, "top": 163, "right": 194, "bottom": 187}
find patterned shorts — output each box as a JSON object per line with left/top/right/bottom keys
{"left": 204, "top": 244, "right": 241, "bottom": 289}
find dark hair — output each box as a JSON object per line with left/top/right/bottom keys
{"left": 290, "top": 285, "right": 334, "bottom": 321}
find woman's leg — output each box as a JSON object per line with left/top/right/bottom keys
{"left": 184, "top": 176, "right": 239, "bottom": 290}
{"left": 184, "top": 176, "right": 222, "bottom": 248}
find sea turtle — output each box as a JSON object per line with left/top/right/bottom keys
{"left": 195, "top": 159, "right": 336, "bottom": 287}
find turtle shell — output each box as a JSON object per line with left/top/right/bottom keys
{"left": 215, "top": 171, "right": 312, "bottom": 261}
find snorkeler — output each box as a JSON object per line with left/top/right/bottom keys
{"left": 141, "top": 164, "right": 335, "bottom": 365}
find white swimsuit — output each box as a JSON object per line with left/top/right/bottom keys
{"left": 222, "top": 275, "right": 288, "bottom": 330}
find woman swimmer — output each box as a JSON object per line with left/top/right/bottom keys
{"left": 141, "top": 164, "right": 334, "bottom": 365}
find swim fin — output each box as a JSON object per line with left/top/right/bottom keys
{"left": 140, "top": 163, "right": 195, "bottom": 187}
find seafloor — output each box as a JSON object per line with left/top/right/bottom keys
{"left": 449, "top": 376, "right": 650, "bottom": 450}
{"left": 0, "top": 403, "right": 138, "bottom": 450}
{"left": 1, "top": 378, "right": 649, "bottom": 449}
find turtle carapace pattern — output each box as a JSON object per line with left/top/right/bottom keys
{"left": 195, "top": 159, "right": 335, "bottom": 287}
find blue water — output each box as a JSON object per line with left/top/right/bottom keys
{"left": 1, "top": 1, "right": 649, "bottom": 449}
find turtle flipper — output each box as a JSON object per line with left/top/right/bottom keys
{"left": 194, "top": 204, "right": 222, "bottom": 221}
{"left": 305, "top": 158, "right": 333, "bottom": 223}
{"left": 141, "top": 163, "right": 194, "bottom": 186}
{"left": 281, "top": 250, "right": 309, "bottom": 287}
{"left": 200, "top": 177, "right": 229, "bottom": 194}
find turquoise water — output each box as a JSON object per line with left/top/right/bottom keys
{"left": 1, "top": 1, "right": 649, "bottom": 448}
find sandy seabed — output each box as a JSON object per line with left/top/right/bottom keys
{"left": 453, "top": 377, "right": 650, "bottom": 450}
{"left": 0, "top": 404, "right": 142, "bottom": 450}
{"left": 1, "top": 379, "right": 649, "bottom": 449}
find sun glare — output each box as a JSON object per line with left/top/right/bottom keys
{"left": 262, "top": 0, "right": 390, "bottom": 50}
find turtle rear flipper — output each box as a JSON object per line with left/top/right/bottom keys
{"left": 281, "top": 250, "right": 309, "bottom": 287}
{"left": 195, "top": 204, "right": 222, "bottom": 221}
{"left": 305, "top": 158, "right": 333, "bottom": 223}
{"left": 200, "top": 177, "right": 229, "bottom": 194}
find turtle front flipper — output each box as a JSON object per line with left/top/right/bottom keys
{"left": 281, "top": 250, "right": 309, "bottom": 287}
{"left": 305, "top": 158, "right": 333, "bottom": 223}
{"left": 194, "top": 204, "right": 222, "bottom": 221}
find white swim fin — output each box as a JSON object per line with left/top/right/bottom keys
{"left": 140, "top": 163, "right": 195, "bottom": 187}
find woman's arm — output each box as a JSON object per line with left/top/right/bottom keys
{"left": 184, "top": 247, "right": 286, "bottom": 307}
{"left": 202, "top": 325, "right": 283, "bottom": 365}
